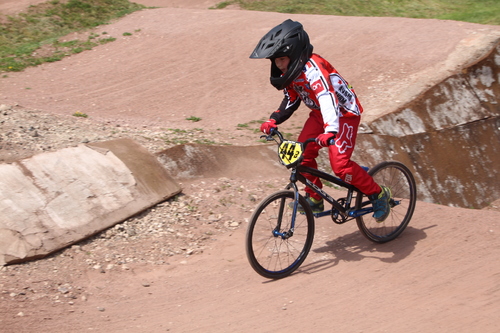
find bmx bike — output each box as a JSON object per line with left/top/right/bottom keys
{"left": 245, "top": 129, "right": 417, "bottom": 279}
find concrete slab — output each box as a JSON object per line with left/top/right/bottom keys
{"left": 353, "top": 42, "right": 500, "bottom": 208}
{"left": 0, "top": 138, "right": 181, "bottom": 265}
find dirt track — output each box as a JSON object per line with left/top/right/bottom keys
{"left": 1, "top": 1, "right": 499, "bottom": 332}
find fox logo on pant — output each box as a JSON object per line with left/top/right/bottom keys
{"left": 335, "top": 122, "right": 354, "bottom": 154}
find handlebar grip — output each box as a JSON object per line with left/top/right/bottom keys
{"left": 306, "top": 137, "right": 336, "bottom": 148}
{"left": 260, "top": 127, "right": 280, "bottom": 141}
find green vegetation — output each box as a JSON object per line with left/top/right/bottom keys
{"left": 72, "top": 111, "right": 88, "bottom": 118}
{"left": 0, "top": 0, "right": 145, "bottom": 72}
{"left": 186, "top": 116, "right": 202, "bottom": 122}
{"left": 213, "top": 0, "right": 500, "bottom": 25}
{"left": 211, "top": 1, "right": 234, "bottom": 9}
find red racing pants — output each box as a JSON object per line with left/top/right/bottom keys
{"left": 297, "top": 111, "right": 381, "bottom": 200}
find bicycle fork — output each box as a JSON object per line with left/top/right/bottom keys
{"left": 272, "top": 187, "right": 301, "bottom": 240}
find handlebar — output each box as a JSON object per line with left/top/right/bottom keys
{"left": 260, "top": 128, "right": 333, "bottom": 147}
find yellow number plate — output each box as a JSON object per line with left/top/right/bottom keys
{"left": 278, "top": 141, "right": 303, "bottom": 167}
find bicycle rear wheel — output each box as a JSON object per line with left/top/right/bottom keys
{"left": 355, "top": 161, "right": 417, "bottom": 243}
{"left": 246, "top": 190, "right": 315, "bottom": 279}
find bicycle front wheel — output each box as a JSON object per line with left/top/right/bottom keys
{"left": 356, "top": 161, "right": 417, "bottom": 243}
{"left": 246, "top": 190, "right": 315, "bottom": 279}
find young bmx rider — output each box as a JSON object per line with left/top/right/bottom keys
{"left": 250, "top": 19, "right": 391, "bottom": 221}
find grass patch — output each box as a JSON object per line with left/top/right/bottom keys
{"left": 0, "top": 0, "right": 145, "bottom": 72}
{"left": 216, "top": 0, "right": 500, "bottom": 25}
{"left": 209, "top": 1, "right": 234, "bottom": 9}
{"left": 186, "top": 116, "right": 202, "bottom": 122}
{"left": 72, "top": 111, "right": 88, "bottom": 118}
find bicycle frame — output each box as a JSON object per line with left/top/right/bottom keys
{"left": 287, "top": 163, "right": 374, "bottom": 223}
{"left": 265, "top": 129, "right": 391, "bottom": 226}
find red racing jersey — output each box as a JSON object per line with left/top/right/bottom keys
{"left": 269, "top": 53, "right": 363, "bottom": 133}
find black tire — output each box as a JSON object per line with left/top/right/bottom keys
{"left": 246, "top": 190, "right": 315, "bottom": 279}
{"left": 355, "top": 161, "right": 417, "bottom": 243}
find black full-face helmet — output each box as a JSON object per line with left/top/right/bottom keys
{"left": 250, "top": 19, "right": 313, "bottom": 90}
